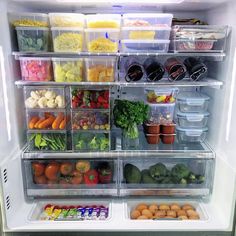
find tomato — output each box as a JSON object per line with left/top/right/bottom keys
{"left": 76, "top": 161, "right": 90, "bottom": 174}
{"left": 71, "top": 175, "right": 83, "bottom": 185}
{"left": 45, "top": 163, "right": 60, "bottom": 181}
{"left": 59, "top": 179, "right": 71, "bottom": 188}
{"left": 47, "top": 179, "right": 58, "bottom": 187}
{"left": 60, "top": 162, "right": 73, "bottom": 175}
{"left": 34, "top": 175, "right": 47, "bottom": 185}
{"left": 70, "top": 170, "right": 82, "bottom": 177}
{"left": 32, "top": 162, "right": 45, "bottom": 177}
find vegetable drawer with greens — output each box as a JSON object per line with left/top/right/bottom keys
{"left": 23, "top": 159, "right": 117, "bottom": 198}
{"left": 119, "top": 156, "right": 214, "bottom": 197}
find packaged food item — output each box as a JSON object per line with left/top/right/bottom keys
{"left": 161, "top": 134, "right": 175, "bottom": 144}
{"left": 129, "top": 30, "right": 155, "bottom": 40}
{"left": 143, "top": 58, "right": 165, "bottom": 81}
{"left": 88, "top": 37, "right": 117, "bottom": 52}
{"left": 52, "top": 28, "right": 83, "bottom": 52}
{"left": 143, "top": 121, "right": 160, "bottom": 134}
{"left": 146, "top": 88, "right": 177, "bottom": 104}
{"left": 172, "top": 18, "right": 207, "bottom": 26}
{"left": 72, "top": 111, "right": 110, "bottom": 130}
{"left": 52, "top": 58, "right": 83, "bottom": 82}
{"left": 125, "top": 57, "right": 144, "bottom": 82}
{"left": 145, "top": 134, "right": 160, "bottom": 144}
{"left": 16, "top": 27, "right": 50, "bottom": 52}
{"left": 86, "top": 14, "right": 121, "bottom": 28}
{"left": 165, "top": 58, "right": 187, "bottom": 81}
{"left": 19, "top": 57, "right": 53, "bottom": 81}
{"left": 12, "top": 13, "right": 48, "bottom": 27}
{"left": 71, "top": 88, "right": 109, "bottom": 109}
{"left": 49, "top": 13, "right": 84, "bottom": 27}
{"left": 184, "top": 57, "right": 208, "bottom": 81}
{"left": 161, "top": 123, "right": 176, "bottom": 134}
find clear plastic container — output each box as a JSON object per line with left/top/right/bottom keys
{"left": 12, "top": 13, "right": 48, "bottom": 27}
{"left": 52, "top": 57, "right": 84, "bottom": 82}
{"left": 16, "top": 27, "right": 50, "bottom": 52}
{"left": 23, "top": 158, "right": 117, "bottom": 198}
{"left": 177, "top": 111, "right": 209, "bottom": 128}
{"left": 70, "top": 87, "right": 110, "bottom": 109}
{"left": 85, "top": 57, "right": 116, "bottom": 82}
{"left": 145, "top": 88, "right": 178, "bottom": 104}
{"left": 72, "top": 131, "right": 110, "bottom": 152}
{"left": 26, "top": 110, "right": 67, "bottom": 130}
{"left": 85, "top": 29, "right": 120, "bottom": 53}
{"left": 49, "top": 13, "right": 84, "bottom": 27}
{"left": 19, "top": 57, "right": 53, "bottom": 81}
{"left": 121, "top": 27, "right": 171, "bottom": 40}
{"left": 171, "top": 25, "right": 228, "bottom": 52}
{"left": 51, "top": 27, "right": 84, "bottom": 52}
{"left": 148, "top": 103, "right": 175, "bottom": 124}
{"left": 176, "top": 92, "right": 210, "bottom": 113}
{"left": 27, "top": 130, "right": 67, "bottom": 151}
{"left": 71, "top": 110, "right": 110, "bottom": 131}
{"left": 86, "top": 14, "right": 121, "bottom": 28}
{"left": 121, "top": 39, "right": 170, "bottom": 52}
{"left": 176, "top": 126, "right": 208, "bottom": 143}
{"left": 122, "top": 13, "right": 173, "bottom": 28}
{"left": 24, "top": 86, "right": 65, "bottom": 109}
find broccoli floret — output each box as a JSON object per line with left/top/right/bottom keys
{"left": 149, "top": 163, "right": 168, "bottom": 182}
{"left": 180, "top": 178, "right": 187, "bottom": 185}
{"left": 75, "top": 140, "right": 86, "bottom": 150}
{"left": 196, "top": 175, "right": 205, "bottom": 184}
{"left": 88, "top": 136, "right": 99, "bottom": 150}
{"left": 188, "top": 172, "right": 197, "bottom": 184}
{"left": 100, "top": 138, "right": 109, "bottom": 151}
{"left": 171, "top": 164, "right": 190, "bottom": 183}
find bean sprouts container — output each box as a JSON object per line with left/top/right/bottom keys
{"left": 51, "top": 27, "right": 84, "bottom": 52}
{"left": 176, "top": 127, "right": 208, "bottom": 143}
{"left": 176, "top": 92, "right": 210, "bottom": 113}
{"left": 49, "top": 13, "right": 84, "bottom": 27}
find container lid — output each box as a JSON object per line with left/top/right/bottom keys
{"left": 52, "top": 57, "right": 83, "bottom": 62}
{"left": 121, "top": 39, "right": 170, "bottom": 44}
{"left": 177, "top": 111, "right": 210, "bottom": 121}
{"left": 12, "top": 12, "right": 48, "bottom": 17}
{"left": 15, "top": 26, "right": 49, "bottom": 30}
{"left": 174, "top": 39, "right": 217, "bottom": 42}
{"left": 122, "top": 26, "right": 171, "bottom": 31}
{"left": 49, "top": 13, "right": 84, "bottom": 18}
{"left": 123, "top": 13, "right": 173, "bottom": 18}
{"left": 51, "top": 27, "right": 84, "bottom": 31}
{"left": 84, "top": 57, "right": 116, "bottom": 62}
{"left": 176, "top": 126, "right": 208, "bottom": 133}
{"left": 146, "top": 88, "right": 178, "bottom": 93}
{"left": 19, "top": 57, "right": 51, "bottom": 61}
{"left": 177, "top": 92, "right": 210, "bottom": 104}
{"left": 84, "top": 28, "right": 120, "bottom": 32}
{"left": 147, "top": 102, "right": 175, "bottom": 107}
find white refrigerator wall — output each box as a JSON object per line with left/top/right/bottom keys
{"left": 0, "top": 0, "right": 235, "bottom": 232}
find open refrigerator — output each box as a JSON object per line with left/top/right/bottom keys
{"left": 0, "top": 0, "right": 236, "bottom": 234}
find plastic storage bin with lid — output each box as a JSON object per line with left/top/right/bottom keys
{"left": 85, "top": 29, "right": 120, "bottom": 53}
{"left": 85, "top": 57, "right": 116, "bottom": 82}
{"left": 176, "top": 126, "right": 208, "bottom": 143}
{"left": 170, "top": 25, "right": 228, "bottom": 52}
{"left": 52, "top": 58, "right": 83, "bottom": 82}
{"left": 86, "top": 14, "right": 121, "bottom": 28}
{"left": 11, "top": 12, "right": 49, "bottom": 27}
{"left": 19, "top": 57, "right": 53, "bottom": 81}
{"left": 176, "top": 91, "right": 210, "bottom": 113}
{"left": 51, "top": 27, "right": 84, "bottom": 52}
{"left": 176, "top": 111, "right": 209, "bottom": 128}
{"left": 49, "top": 13, "right": 84, "bottom": 27}
{"left": 16, "top": 27, "right": 50, "bottom": 52}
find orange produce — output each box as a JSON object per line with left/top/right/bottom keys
{"left": 38, "top": 115, "right": 55, "bottom": 129}
{"left": 76, "top": 161, "right": 90, "bottom": 173}
{"left": 29, "top": 116, "right": 39, "bottom": 129}
{"left": 32, "top": 162, "right": 45, "bottom": 176}
{"left": 45, "top": 162, "right": 60, "bottom": 181}
{"left": 52, "top": 112, "right": 64, "bottom": 129}
{"left": 59, "top": 117, "right": 66, "bottom": 129}
{"left": 34, "top": 117, "right": 46, "bottom": 129}
{"left": 60, "top": 162, "right": 73, "bottom": 175}
{"left": 34, "top": 175, "right": 47, "bottom": 184}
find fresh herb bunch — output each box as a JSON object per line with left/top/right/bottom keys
{"left": 113, "top": 99, "right": 149, "bottom": 139}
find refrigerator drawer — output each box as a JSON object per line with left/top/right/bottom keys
{"left": 119, "top": 156, "right": 214, "bottom": 197}
{"left": 125, "top": 199, "right": 208, "bottom": 221}
{"left": 23, "top": 158, "right": 118, "bottom": 198}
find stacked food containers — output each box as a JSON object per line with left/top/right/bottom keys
{"left": 121, "top": 13, "right": 173, "bottom": 52}
{"left": 176, "top": 91, "right": 210, "bottom": 143}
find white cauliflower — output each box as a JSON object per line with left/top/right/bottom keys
{"left": 47, "top": 99, "right": 57, "bottom": 108}
{"left": 38, "top": 97, "right": 48, "bottom": 108}
{"left": 55, "top": 95, "right": 65, "bottom": 108}
{"left": 25, "top": 97, "right": 38, "bottom": 108}
{"left": 40, "top": 90, "right": 47, "bottom": 96}
{"left": 45, "top": 91, "right": 56, "bottom": 100}
{"left": 30, "top": 91, "right": 40, "bottom": 100}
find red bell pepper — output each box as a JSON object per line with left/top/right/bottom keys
{"left": 103, "top": 103, "right": 109, "bottom": 109}
{"left": 84, "top": 170, "right": 99, "bottom": 186}
{"left": 98, "top": 162, "right": 112, "bottom": 184}
{"left": 97, "top": 95, "right": 107, "bottom": 104}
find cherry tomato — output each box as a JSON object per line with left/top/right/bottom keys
{"left": 45, "top": 163, "right": 60, "bottom": 181}
{"left": 34, "top": 175, "right": 47, "bottom": 185}
{"left": 71, "top": 175, "right": 83, "bottom": 185}
{"left": 60, "top": 162, "right": 74, "bottom": 175}
{"left": 32, "top": 162, "right": 45, "bottom": 177}
{"left": 70, "top": 170, "right": 82, "bottom": 177}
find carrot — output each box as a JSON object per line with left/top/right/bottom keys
{"left": 59, "top": 117, "right": 66, "bottom": 130}
{"left": 34, "top": 117, "right": 46, "bottom": 129}
{"left": 38, "top": 115, "right": 55, "bottom": 129}
{"left": 29, "top": 116, "right": 39, "bottom": 129}
{"left": 44, "top": 112, "right": 52, "bottom": 118}
{"left": 52, "top": 112, "right": 64, "bottom": 130}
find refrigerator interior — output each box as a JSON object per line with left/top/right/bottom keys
{"left": 0, "top": 0, "right": 236, "bottom": 232}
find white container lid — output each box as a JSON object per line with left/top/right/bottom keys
{"left": 122, "top": 26, "right": 171, "bottom": 31}
{"left": 15, "top": 26, "right": 49, "bottom": 30}
{"left": 12, "top": 12, "right": 48, "bottom": 17}
{"left": 49, "top": 13, "right": 84, "bottom": 18}
{"left": 147, "top": 102, "right": 175, "bottom": 107}
{"left": 177, "top": 111, "right": 209, "bottom": 121}
{"left": 84, "top": 28, "right": 120, "bottom": 32}
{"left": 146, "top": 88, "right": 178, "bottom": 93}
{"left": 86, "top": 14, "right": 121, "bottom": 20}
{"left": 51, "top": 27, "right": 84, "bottom": 31}
{"left": 52, "top": 57, "right": 83, "bottom": 62}
{"left": 177, "top": 92, "right": 210, "bottom": 102}
{"left": 123, "top": 13, "right": 173, "bottom": 18}
{"left": 121, "top": 39, "right": 170, "bottom": 44}
{"left": 84, "top": 57, "right": 116, "bottom": 62}
{"left": 19, "top": 57, "right": 51, "bottom": 61}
